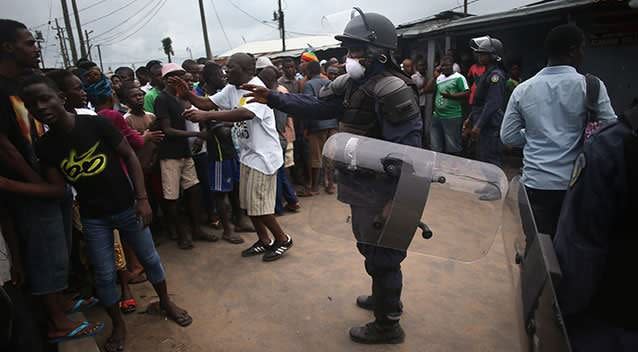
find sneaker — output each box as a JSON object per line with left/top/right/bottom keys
{"left": 262, "top": 236, "right": 293, "bottom": 262}
{"left": 241, "top": 240, "right": 272, "bottom": 257}
{"left": 349, "top": 321, "right": 405, "bottom": 344}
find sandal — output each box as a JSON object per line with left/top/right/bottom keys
{"left": 48, "top": 320, "right": 105, "bottom": 344}
{"left": 66, "top": 296, "right": 99, "bottom": 314}
{"left": 222, "top": 232, "right": 244, "bottom": 244}
{"left": 119, "top": 298, "right": 137, "bottom": 314}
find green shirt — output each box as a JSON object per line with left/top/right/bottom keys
{"left": 433, "top": 72, "right": 469, "bottom": 119}
{"left": 143, "top": 87, "right": 161, "bottom": 113}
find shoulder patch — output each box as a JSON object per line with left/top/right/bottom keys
{"left": 490, "top": 74, "right": 500, "bottom": 84}
{"left": 569, "top": 153, "right": 587, "bottom": 188}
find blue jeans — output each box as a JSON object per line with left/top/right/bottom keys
{"left": 430, "top": 117, "right": 463, "bottom": 154}
{"left": 81, "top": 207, "right": 165, "bottom": 306}
{"left": 275, "top": 166, "right": 298, "bottom": 214}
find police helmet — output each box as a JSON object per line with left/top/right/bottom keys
{"left": 335, "top": 8, "right": 397, "bottom": 51}
{"left": 470, "top": 36, "right": 504, "bottom": 62}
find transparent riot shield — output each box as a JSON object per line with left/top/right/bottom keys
{"left": 502, "top": 177, "right": 572, "bottom": 352}
{"left": 307, "top": 132, "right": 508, "bottom": 262}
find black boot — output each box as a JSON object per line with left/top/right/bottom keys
{"left": 349, "top": 321, "right": 405, "bottom": 344}
{"left": 356, "top": 295, "right": 403, "bottom": 314}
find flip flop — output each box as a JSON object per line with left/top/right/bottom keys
{"left": 165, "top": 308, "right": 193, "bottom": 327}
{"left": 48, "top": 321, "right": 104, "bottom": 344}
{"left": 119, "top": 298, "right": 137, "bottom": 314}
{"left": 66, "top": 296, "right": 100, "bottom": 314}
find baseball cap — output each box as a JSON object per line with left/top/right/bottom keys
{"left": 161, "top": 63, "right": 185, "bottom": 78}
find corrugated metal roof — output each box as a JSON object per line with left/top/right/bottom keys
{"left": 217, "top": 35, "right": 340, "bottom": 59}
{"left": 398, "top": 0, "right": 594, "bottom": 38}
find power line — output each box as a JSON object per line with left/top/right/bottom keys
{"left": 222, "top": 0, "right": 322, "bottom": 36}
{"left": 31, "top": 0, "right": 110, "bottom": 29}
{"left": 82, "top": 0, "right": 140, "bottom": 27}
{"left": 209, "top": 0, "right": 233, "bottom": 49}
{"left": 92, "top": 0, "right": 161, "bottom": 41}
{"left": 99, "top": 0, "right": 168, "bottom": 46}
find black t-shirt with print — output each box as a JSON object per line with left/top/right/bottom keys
{"left": 36, "top": 115, "right": 134, "bottom": 218}
{"left": 153, "top": 91, "right": 191, "bottom": 160}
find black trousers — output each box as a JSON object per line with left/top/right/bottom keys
{"left": 525, "top": 186, "right": 567, "bottom": 238}
{"left": 351, "top": 206, "right": 406, "bottom": 325}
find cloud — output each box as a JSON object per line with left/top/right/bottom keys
{"left": 5, "top": 0, "right": 533, "bottom": 70}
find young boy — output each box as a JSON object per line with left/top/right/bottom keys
{"left": 12, "top": 74, "right": 192, "bottom": 351}
{"left": 154, "top": 63, "right": 216, "bottom": 248}
{"left": 173, "top": 53, "right": 293, "bottom": 262}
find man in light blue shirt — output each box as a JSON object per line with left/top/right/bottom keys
{"left": 500, "top": 24, "right": 616, "bottom": 237}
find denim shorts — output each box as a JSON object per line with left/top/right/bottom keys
{"left": 14, "top": 188, "right": 73, "bottom": 295}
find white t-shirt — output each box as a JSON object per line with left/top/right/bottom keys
{"left": 411, "top": 72, "right": 426, "bottom": 107}
{"left": 210, "top": 77, "right": 283, "bottom": 175}
{"left": 184, "top": 106, "right": 207, "bottom": 155}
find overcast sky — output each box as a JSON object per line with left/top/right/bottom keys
{"left": 5, "top": 0, "right": 534, "bottom": 70}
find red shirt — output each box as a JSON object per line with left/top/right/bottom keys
{"left": 467, "top": 64, "right": 486, "bottom": 106}
{"left": 97, "top": 108, "right": 145, "bottom": 175}
{"left": 97, "top": 108, "right": 144, "bottom": 151}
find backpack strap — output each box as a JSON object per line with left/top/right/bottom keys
{"left": 585, "top": 74, "right": 601, "bottom": 124}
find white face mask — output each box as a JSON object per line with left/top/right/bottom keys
{"left": 345, "top": 57, "right": 366, "bottom": 81}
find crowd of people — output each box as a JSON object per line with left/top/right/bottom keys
{"left": 0, "top": 9, "right": 636, "bottom": 351}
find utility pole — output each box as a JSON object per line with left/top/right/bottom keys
{"left": 464, "top": 0, "right": 468, "bottom": 14}
{"left": 34, "top": 30, "right": 46, "bottom": 69}
{"left": 70, "top": 0, "right": 87, "bottom": 58}
{"left": 275, "top": 0, "right": 285, "bottom": 51}
{"left": 54, "top": 18, "right": 70, "bottom": 67}
{"left": 85, "top": 30, "right": 93, "bottom": 61}
{"left": 197, "top": 0, "right": 213, "bottom": 59}
{"left": 96, "top": 44, "right": 103, "bottom": 71}
{"left": 59, "top": 0, "right": 78, "bottom": 63}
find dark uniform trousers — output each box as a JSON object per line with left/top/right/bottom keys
{"left": 478, "top": 126, "right": 503, "bottom": 167}
{"left": 351, "top": 206, "right": 406, "bottom": 325}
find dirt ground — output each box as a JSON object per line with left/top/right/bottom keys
{"left": 85, "top": 188, "right": 525, "bottom": 352}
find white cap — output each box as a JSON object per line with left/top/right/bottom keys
{"left": 256, "top": 56, "right": 274, "bottom": 70}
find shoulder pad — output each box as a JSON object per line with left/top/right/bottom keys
{"left": 374, "top": 77, "right": 421, "bottom": 125}
{"left": 319, "top": 74, "right": 350, "bottom": 99}
{"left": 371, "top": 75, "right": 409, "bottom": 98}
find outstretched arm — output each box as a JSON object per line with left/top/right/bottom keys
{"left": 168, "top": 77, "right": 218, "bottom": 111}
{"left": 242, "top": 84, "right": 343, "bottom": 121}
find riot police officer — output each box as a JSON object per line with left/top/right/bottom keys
{"left": 553, "top": 103, "right": 638, "bottom": 351}
{"left": 243, "top": 8, "right": 422, "bottom": 344}
{"left": 465, "top": 36, "right": 507, "bottom": 167}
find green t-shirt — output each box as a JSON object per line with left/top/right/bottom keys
{"left": 143, "top": 87, "right": 161, "bottom": 113}
{"left": 433, "top": 72, "right": 469, "bottom": 119}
